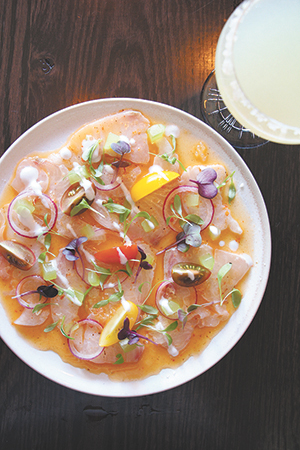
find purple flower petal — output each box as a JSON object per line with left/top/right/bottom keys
{"left": 111, "top": 141, "right": 131, "bottom": 155}
{"left": 197, "top": 168, "right": 217, "bottom": 184}
{"left": 198, "top": 183, "right": 218, "bottom": 199}
{"left": 128, "top": 335, "right": 140, "bottom": 345}
{"left": 189, "top": 168, "right": 218, "bottom": 199}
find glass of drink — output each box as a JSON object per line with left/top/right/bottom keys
{"left": 201, "top": 0, "right": 300, "bottom": 146}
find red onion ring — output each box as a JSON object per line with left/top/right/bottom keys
{"left": 155, "top": 280, "right": 198, "bottom": 320}
{"left": 16, "top": 275, "right": 46, "bottom": 309}
{"left": 162, "top": 185, "right": 214, "bottom": 232}
{"left": 93, "top": 179, "right": 121, "bottom": 191}
{"left": 68, "top": 319, "right": 104, "bottom": 360}
{"left": 7, "top": 191, "right": 58, "bottom": 238}
{"left": 93, "top": 165, "right": 121, "bottom": 191}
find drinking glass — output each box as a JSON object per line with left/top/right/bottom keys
{"left": 201, "top": 0, "right": 300, "bottom": 147}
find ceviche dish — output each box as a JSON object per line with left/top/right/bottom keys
{"left": 0, "top": 108, "right": 254, "bottom": 381}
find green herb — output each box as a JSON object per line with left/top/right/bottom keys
{"left": 93, "top": 299, "right": 110, "bottom": 308}
{"left": 32, "top": 302, "right": 57, "bottom": 314}
{"left": 92, "top": 277, "right": 123, "bottom": 308}
{"left": 139, "top": 305, "right": 158, "bottom": 315}
{"left": 44, "top": 320, "right": 59, "bottom": 333}
{"left": 135, "top": 314, "right": 157, "bottom": 330}
{"left": 70, "top": 198, "right": 99, "bottom": 217}
{"left": 114, "top": 353, "right": 125, "bottom": 365}
{"left": 38, "top": 233, "right": 56, "bottom": 263}
{"left": 222, "top": 287, "right": 242, "bottom": 308}
{"left": 159, "top": 135, "right": 186, "bottom": 171}
{"left": 142, "top": 320, "right": 178, "bottom": 346}
{"left": 216, "top": 171, "right": 236, "bottom": 204}
{"left": 228, "top": 178, "right": 236, "bottom": 204}
{"left": 60, "top": 315, "right": 74, "bottom": 340}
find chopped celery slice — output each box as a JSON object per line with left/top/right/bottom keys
{"left": 199, "top": 253, "right": 214, "bottom": 271}
{"left": 119, "top": 338, "right": 137, "bottom": 353}
{"left": 103, "top": 132, "right": 120, "bottom": 151}
{"left": 15, "top": 205, "right": 33, "bottom": 217}
{"left": 68, "top": 171, "right": 81, "bottom": 184}
{"left": 185, "top": 193, "right": 199, "bottom": 207}
{"left": 81, "top": 224, "right": 95, "bottom": 239}
{"left": 141, "top": 215, "right": 159, "bottom": 232}
{"left": 209, "top": 225, "right": 221, "bottom": 241}
{"left": 42, "top": 260, "right": 57, "bottom": 281}
{"left": 14, "top": 198, "right": 35, "bottom": 213}
{"left": 68, "top": 165, "right": 89, "bottom": 184}
{"left": 159, "top": 299, "right": 180, "bottom": 317}
{"left": 141, "top": 219, "right": 155, "bottom": 232}
{"left": 147, "top": 124, "right": 166, "bottom": 144}
{"left": 88, "top": 271, "right": 100, "bottom": 287}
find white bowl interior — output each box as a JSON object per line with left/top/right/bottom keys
{"left": 0, "top": 98, "right": 271, "bottom": 396}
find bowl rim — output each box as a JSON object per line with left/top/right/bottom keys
{"left": 0, "top": 98, "right": 271, "bottom": 397}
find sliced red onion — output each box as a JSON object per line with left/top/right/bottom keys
{"left": 93, "top": 165, "right": 121, "bottom": 191}
{"left": 162, "top": 185, "right": 214, "bottom": 232}
{"left": 7, "top": 191, "right": 58, "bottom": 238}
{"left": 68, "top": 319, "right": 104, "bottom": 360}
{"left": 93, "top": 179, "right": 121, "bottom": 192}
{"left": 155, "top": 280, "right": 197, "bottom": 320}
{"left": 16, "top": 275, "right": 45, "bottom": 309}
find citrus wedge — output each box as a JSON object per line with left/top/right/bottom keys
{"left": 131, "top": 171, "right": 179, "bottom": 202}
{"left": 99, "top": 300, "right": 139, "bottom": 347}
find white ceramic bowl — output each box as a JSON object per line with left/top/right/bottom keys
{"left": 0, "top": 98, "right": 271, "bottom": 396}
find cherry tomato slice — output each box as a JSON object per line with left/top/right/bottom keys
{"left": 94, "top": 244, "right": 138, "bottom": 265}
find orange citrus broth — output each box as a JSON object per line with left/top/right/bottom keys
{"left": 0, "top": 113, "right": 252, "bottom": 381}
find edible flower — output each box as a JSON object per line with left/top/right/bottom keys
{"left": 134, "top": 246, "right": 153, "bottom": 281}
{"left": 190, "top": 168, "right": 218, "bottom": 199}
{"left": 62, "top": 236, "right": 87, "bottom": 261}
{"left": 110, "top": 140, "right": 131, "bottom": 179}
{"left": 118, "top": 318, "right": 156, "bottom": 345}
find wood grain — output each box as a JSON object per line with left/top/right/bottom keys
{"left": 1, "top": 1, "right": 300, "bottom": 449}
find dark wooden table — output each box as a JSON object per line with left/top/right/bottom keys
{"left": 1, "top": 1, "right": 299, "bottom": 449}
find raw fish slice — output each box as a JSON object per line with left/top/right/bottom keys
{"left": 39, "top": 159, "right": 69, "bottom": 197}
{"left": 152, "top": 137, "right": 180, "bottom": 173}
{"left": 51, "top": 295, "right": 79, "bottom": 326}
{"left": 10, "top": 157, "right": 49, "bottom": 193}
{"left": 92, "top": 342, "right": 144, "bottom": 364}
{"left": 0, "top": 254, "right": 15, "bottom": 281}
{"left": 66, "top": 110, "right": 151, "bottom": 165}
{"left": 189, "top": 292, "right": 230, "bottom": 327}
{"left": 14, "top": 308, "right": 49, "bottom": 326}
{"left": 50, "top": 251, "right": 82, "bottom": 327}
{"left": 54, "top": 211, "right": 107, "bottom": 242}
{"left": 211, "top": 194, "right": 242, "bottom": 234}
{"left": 151, "top": 315, "right": 195, "bottom": 355}
{"left": 54, "top": 249, "right": 88, "bottom": 293}
{"left": 121, "top": 166, "right": 142, "bottom": 191}
{"left": 197, "top": 249, "right": 252, "bottom": 302}
{"left": 90, "top": 188, "right": 131, "bottom": 232}
{"left": 129, "top": 178, "right": 179, "bottom": 247}
{"left": 4, "top": 223, "right": 45, "bottom": 256}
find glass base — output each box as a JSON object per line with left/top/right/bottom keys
{"left": 200, "top": 71, "right": 268, "bottom": 149}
